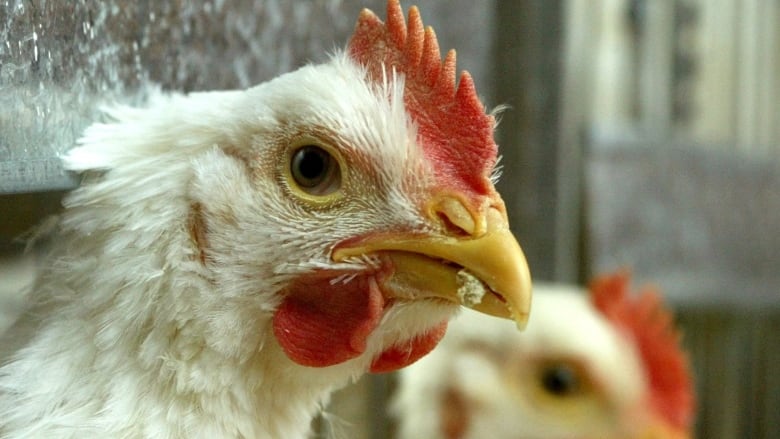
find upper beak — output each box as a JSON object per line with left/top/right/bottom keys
{"left": 332, "top": 196, "right": 532, "bottom": 329}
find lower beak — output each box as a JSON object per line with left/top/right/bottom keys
{"left": 332, "top": 205, "right": 532, "bottom": 329}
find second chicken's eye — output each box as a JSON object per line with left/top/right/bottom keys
{"left": 539, "top": 363, "right": 581, "bottom": 397}
{"left": 290, "top": 145, "right": 341, "bottom": 196}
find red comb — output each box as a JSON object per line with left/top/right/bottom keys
{"left": 590, "top": 272, "right": 696, "bottom": 432}
{"left": 347, "top": 0, "right": 498, "bottom": 200}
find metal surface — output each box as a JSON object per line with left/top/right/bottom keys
{"left": 0, "top": 0, "right": 495, "bottom": 195}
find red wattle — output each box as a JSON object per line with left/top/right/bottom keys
{"left": 273, "top": 275, "right": 384, "bottom": 367}
{"left": 369, "top": 321, "right": 448, "bottom": 373}
{"left": 273, "top": 269, "right": 450, "bottom": 373}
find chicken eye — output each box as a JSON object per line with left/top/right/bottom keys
{"left": 290, "top": 145, "right": 341, "bottom": 196}
{"left": 539, "top": 363, "right": 580, "bottom": 397}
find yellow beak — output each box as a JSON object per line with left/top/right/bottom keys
{"left": 635, "top": 423, "right": 692, "bottom": 439}
{"left": 332, "top": 197, "right": 532, "bottom": 329}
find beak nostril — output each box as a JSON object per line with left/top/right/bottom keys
{"left": 437, "top": 211, "right": 471, "bottom": 237}
{"left": 431, "top": 196, "right": 479, "bottom": 237}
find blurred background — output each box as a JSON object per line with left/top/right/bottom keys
{"left": 1, "top": 0, "right": 778, "bottom": 437}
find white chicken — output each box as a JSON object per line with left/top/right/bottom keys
{"left": 0, "top": 1, "right": 532, "bottom": 438}
{"left": 392, "top": 272, "right": 695, "bottom": 439}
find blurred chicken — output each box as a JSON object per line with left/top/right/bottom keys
{"left": 392, "top": 272, "right": 695, "bottom": 439}
{"left": 0, "top": 2, "right": 532, "bottom": 437}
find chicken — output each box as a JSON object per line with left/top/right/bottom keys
{"left": 0, "top": 2, "right": 532, "bottom": 438}
{"left": 391, "top": 272, "right": 695, "bottom": 439}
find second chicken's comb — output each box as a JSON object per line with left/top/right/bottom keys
{"left": 348, "top": 0, "right": 498, "bottom": 201}
{"left": 590, "top": 272, "right": 696, "bottom": 433}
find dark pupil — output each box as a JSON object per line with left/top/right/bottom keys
{"left": 541, "top": 365, "right": 578, "bottom": 397}
{"left": 293, "top": 146, "right": 329, "bottom": 186}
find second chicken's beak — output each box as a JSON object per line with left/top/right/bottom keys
{"left": 332, "top": 198, "right": 532, "bottom": 329}
{"left": 635, "top": 424, "right": 692, "bottom": 439}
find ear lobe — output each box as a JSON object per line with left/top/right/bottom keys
{"left": 187, "top": 202, "right": 209, "bottom": 265}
